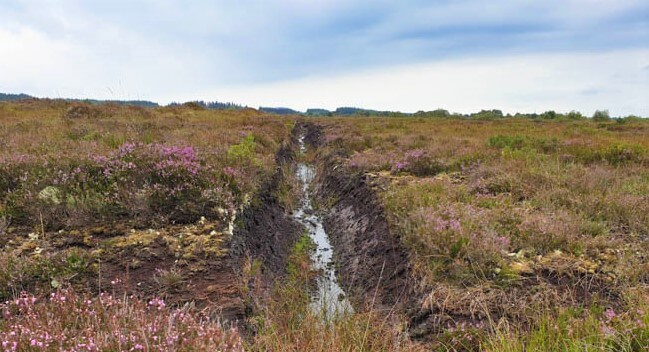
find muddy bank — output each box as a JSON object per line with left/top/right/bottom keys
{"left": 93, "top": 135, "right": 304, "bottom": 325}
{"left": 230, "top": 137, "right": 302, "bottom": 277}
{"left": 226, "top": 125, "right": 306, "bottom": 325}
{"left": 303, "top": 122, "right": 414, "bottom": 314}
{"left": 93, "top": 128, "right": 305, "bottom": 325}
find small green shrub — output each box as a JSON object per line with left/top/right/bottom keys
{"left": 489, "top": 135, "right": 560, "bottom": 154}
{"left": 489, "top": 135, "right": 527, "bottom": 150}
{"left": 592, "top": 110, "right": 611, "bottom": 121}
{"left": 602, "top": 143, "right": 646, "bottom": 165}
{"left": 228, "top": 133, "right": 257, "bottom": 161}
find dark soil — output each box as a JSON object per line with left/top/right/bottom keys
{"left": 303, "top": 121, "right": 415, "bottom": 313}
{"left": 85, "top": 224, "right": 250, "bottom": 323}
{"left": 314, "top": 162, "right": 414, "bottom": 310}
{"left": 230, "top": 126, "right": 303, "bottom": 277}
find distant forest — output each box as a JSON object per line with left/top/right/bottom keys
{"left": 1, "top": 93, "right": 644, "bottom": 120}
{"left": 0, "top": 92, "right": 158, "bottom": 108}
{"left": 259, "top": 107, "right": 300, "bottom": 115}
{"left": 0, "top": 93, "right": 244, "bottom": 110}
{"left": 304, "top": 107, "right": 644, "bottom": 121}
{"left": 304, "top": 107, "right": 392, "bottom": 116}
{"left": 168, "top": 100, "right": 246, "bottom": 110}
{"left": 0, "top": 93, "right": 33, "bottom": 101}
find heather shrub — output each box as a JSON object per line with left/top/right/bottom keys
{"left": 391, "top": 149, "right": 445, "bottom": 176}
{"left": 485, "top": 305, "right": 649, "bottom": 351}
{"left": 315, "top": 116, "right": 649, "bottom": 348}
{"left": 0, "top": 289, "right": 243, "bottom": 351}
{"left": 2, "top": 143, "right": 236, "bottom": 229}
{"left": 0, "top": 158, "right": 47, "bottom": 222}
{"left": 402, "top": 204, "right": 508, "bottom": 282}
{"left": 0, "top": 249, "right": 94, "bottom": 302}
{"left": 600, "top": 143, "right": 646, "bottom": 165}
{"left": 0, "top": 254, "right": 51, "bottom": 301}
{"left": 64, "top": 104, "right": 106, "bottom": 119}
{"left": 568, "top": 143, "right": 647, "bottom": 165}
{"left": 102, "top": 143, "right": 234, "bottom": 223}
{"left": 514, "top": 212, "right": 581, "bottom": 254}
{"left": 348, "top": 149, "right": 400, "bottom": 171}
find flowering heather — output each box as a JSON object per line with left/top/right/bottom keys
{"left": 222, "top": 166, "right": 239, "bottom": 177}
{"left": 403, "top": 204, "right": 509, "bottom": 281}
{"left": 0, "top": 289, "right": 243, "bottom": 351}
{"left": 103, "top": 143, "right": 202, "bottom": 180}
{"left": 0, "top": 101, "right": 301, "bottom": 349}
{"left": 405, "top": 149, "right": 425, "bottom": 159}
{"left": 394, "top": 161, "right": 409, "bottom": 172}
{"left": 1, "top": 101, "right": 292, "bottom": 228}
{"left": 2, "top": 142, "right": 237, "bottom": 228}
{"left": 347, "top": 150, "right": 401, "bottom": 171}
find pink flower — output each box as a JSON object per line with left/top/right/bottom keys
{"left": 148, "top": 298, "right": 166, "bottom": 310}
{"left": 603, "top": 308, "right": 617, "bottom": 322}
{"left": 496, "top": 236, "right": 510, "bottom": 248}
{"left": 600, "top": 324, "right": 616, "bottom": 337}
{"left": 449, "top": 219, "right": 461, "bottom": 231}
{"left": 394, "top": 161, "right": 408, "bottom": 171}
{"left": 223, "top": 166, "right": 238, "bottom": 176}
{"left": 406, "top": 149, "right": 425, "bottom": 159}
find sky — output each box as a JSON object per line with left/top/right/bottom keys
{"left": 0, "top": 0, "right": 648, "bottom": 116}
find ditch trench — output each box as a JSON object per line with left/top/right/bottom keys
{"left": 228, "top": 120, "right": 621, "bottom": 341}
{"left": 302, "top": 122, "right": 416, "bottom": 315}
{"left": 229, "top": 120, "right": 427, "bottom": 335}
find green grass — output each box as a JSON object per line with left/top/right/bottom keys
{"left": 484, "top": 305, "right": 649, "bottom": 352}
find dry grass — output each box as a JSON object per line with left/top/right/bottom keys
{"left": 314, "top": 116, "right": 649, "bottom": 349}
{"left": 2, "top": 102, "right": 647, "bottom": 350}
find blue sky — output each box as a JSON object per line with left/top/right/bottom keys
{"left": 0, "top": 0, "right": 648, "bottom": 115}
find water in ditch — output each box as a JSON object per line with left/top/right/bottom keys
{"left": 293, "top": 135, "right": 353, "bottom": 318}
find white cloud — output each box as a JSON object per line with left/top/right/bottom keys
{"left": 0, "top": 1, "right": 647, "bottom": 114}
{"left": 0, "top": 26, "right": 77, "bottom": 95}
{"left": 0, "top": 23, "right": 220, "bottom": 101}
{"left": 196, "top": 49, "right": 649, "bottom": 116}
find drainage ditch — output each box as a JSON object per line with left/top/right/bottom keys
{"left": 232, "top": 121, "right": 412, "bottom": 327}
{"left": 293, "top": 133, "right": 353, "bottom": 318}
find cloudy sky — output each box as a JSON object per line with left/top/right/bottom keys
{"left": 0, "top": 0, "right": 647, "bottom": 115}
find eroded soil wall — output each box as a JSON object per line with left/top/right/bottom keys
{"left": 230, "top": 128, "right": 303, "bottom": 278}
{"left": 304, "top": 122, "right": 415, "bottom": 313}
